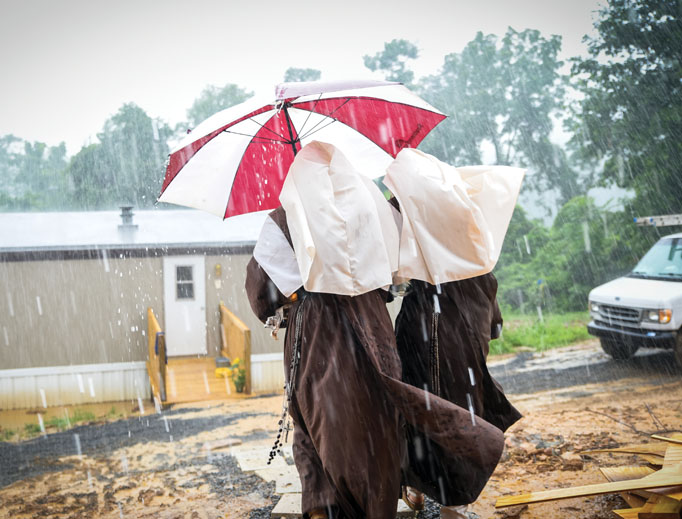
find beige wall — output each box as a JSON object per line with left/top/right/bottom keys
{"left": 0, "top": 251, "right": 282, "bottom": 371}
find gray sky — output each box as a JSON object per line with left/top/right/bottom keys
{"left": 0, "top": 0, "right": 603, "bottom": 155}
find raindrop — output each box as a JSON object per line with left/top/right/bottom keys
{"left": 582, "top": 221, "right": 591, "bottom": 253}
{"left": 420, "top": 315, "right": 428, "bottom": 342}
{"left": 137, "top": 396, "right": 145, "bottom": 415}
{"left": 37, "top": 413, "right": 45, "bottom": 434}
{"left": 468, "top": 367, "right": 476, "bottom": 387}
{"left": 88, "top": 377, "right": 95, "bottom": 397}
{"left": 102, "top": 250, "right": 110, "bottom": 272}
{"left": 35, "top": 296, "right": 43, "bottom": 316}
{"left": 523, "top": 235, "right": 531, "bottom": 255}
{"left": 203, "top": 371, "right": 210, "bottom": 394}
{"left": 6, "top": 292, "right": 14, "bottom": 317}
{"left": 74, "top": 433, "right": 82, "bottom": 458}
{"left": 423, "top": 383, "right": 431, "bottom": 410}
{"left": 432, "top": 295, "right": 441, "bottom": 314}
{"left": 77, "top": 374, "right": 85, "bottom": 393}
{"left": 466, "top": 393, "right": 476, "bottom": 425}
{"left": 87, "top": 470, "right": 93, "bottom": 489}
{"left": 39, "top": 388, "right": 47, "bottom": 408}
{"left": 162, "top": 416, "right": 170, "bottom": 432}
{"left": 120, "top": 454, "right": 129, "bottom": 475}
{"left": 537, "top": 305, "right": 544, "bottom": 323}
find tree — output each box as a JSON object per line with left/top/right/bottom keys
{"left": 283, "top": 67, "right": 321, "bottom": 82}
{"left": 364, "top": 39, "right": 419, "bottom": 86}
{"left": 68, "top": 103, "right": 172, "bottom": 209}
{"left": 185, "top": 83, "right": 253, "bottom": 128}
{"left": 417, "top": 29, "right": 580, "bottom": 205}
{"left": 570, "top": 0, "right": 682, "bottom": 216}
{"left": 0, "top": 134, "right": 70, "bottom": 210}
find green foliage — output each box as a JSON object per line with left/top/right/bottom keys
{"left": 489, "top": 311, "right": 592, "bottom": 355}
{"left": 71, "top": 408, "right": 95, "bottom": 423}
{"left": 24, "top": 423, "right": 42, "bottom": 436}
{"left": 68, "top": 103, "right": 171, "bottom": 209}
{"left": 495, "top": 196, "right": 651, "bottom": 312}
{"left": 45, "top": 416, "right": 70, "bottom": 431}
{"left": 0, "top": 429, "right": 16, "bottom": 441}
{"left": 0, "top": 134, "right": 70, "bottom": 210}
{"left": 570, "top": 0, "right": 682, "bottom": 216}
{"left": 364, "top": 39, "right": 419, "bottom": 86}
{"left": 284, "top": 68, "right": 321, "bottom": 82}
{"left": 185, "top": 83, "right": 253, "bottom": 128}
{"left": 417, "top": 29, "right": 581, "bottom": 205}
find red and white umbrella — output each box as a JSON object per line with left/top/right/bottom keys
{"left": 158, "top": 79, "right": 445, "bottom": 218}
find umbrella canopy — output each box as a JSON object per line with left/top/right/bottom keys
{"left": 158, "top": 80, "right": 445, "bottom": 219}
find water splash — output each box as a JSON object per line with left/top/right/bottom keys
{"left": 466, "top": 393, "right": 476, "bottom": 426}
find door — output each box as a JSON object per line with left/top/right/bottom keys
{"left": 163, "top": 256, "right": 207, "bottom": 356}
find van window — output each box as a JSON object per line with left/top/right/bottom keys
{"left": 630, "top": 237, "right": 682, "bottom": 280}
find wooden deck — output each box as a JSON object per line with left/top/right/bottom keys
{"left": 163, "top": 357, "right": 248, "bottom": 405}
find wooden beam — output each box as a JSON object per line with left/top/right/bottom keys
{"left": 495, "top": 464, "right": 682, "bottom": 508}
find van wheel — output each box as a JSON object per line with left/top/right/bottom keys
{"left": 600, "top": 338, "right": 638, "bottom": 359}
{"left": 674, "top": 332, "right": 682, "bottom": 367}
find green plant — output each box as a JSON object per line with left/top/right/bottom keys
{"left": 71, "top": 409, "right": 95, "bottom": 423}
{"left": 107, "top": 406, "right": 118, "bottom": 418}
{"left": 24, "top": 423, "right": 42, "bottom": 436}
{"left": 0, "top": 429, "right": 16, "bottom": 441}
{"left": 45, "top": 416, "right": 70, "bottom": 431}
{"left": 229, "top": 358, "right": 247, "bottom": 393}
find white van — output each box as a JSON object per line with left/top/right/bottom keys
{"left": 587, "top": 232, "right": 682, "bottom": 365}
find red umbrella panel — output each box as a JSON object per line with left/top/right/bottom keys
{"left": 159, "top": 80, "right": 446, "bottom": 219}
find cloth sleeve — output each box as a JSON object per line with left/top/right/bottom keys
{"left": 245, "top": 256, "right": 290, "bottom": 324}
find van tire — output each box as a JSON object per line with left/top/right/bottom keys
{"left": 674, "top": 332, "right": 682, "bottom": 367}
{"left": 600, "top": 338, "right": 638, "bottom": 359}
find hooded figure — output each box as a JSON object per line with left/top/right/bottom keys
{"left": 384, "top": 149, "right": 524, "bottom": 515}
{"left": 246, "top": 142, "right": 505, "bottom": 519}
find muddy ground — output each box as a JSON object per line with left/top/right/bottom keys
{"left": 1, "top": 340, "right": 681, "bottom": 519}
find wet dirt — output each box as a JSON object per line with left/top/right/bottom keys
{"left": 1, "top": 341, "right": 680, "bottom": 518}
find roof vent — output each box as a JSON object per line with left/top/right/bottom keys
{"left": 118, "top": 206, "right": 138, "bottom": 232}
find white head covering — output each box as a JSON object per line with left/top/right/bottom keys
{"left": 383, "top": 148, "right": 525, "bottom": 285}
{"left": 279, "top": 141, "right": 399, "bottom": 296}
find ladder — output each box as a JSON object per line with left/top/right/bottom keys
{"left": 634, "top": 214, "right": 682, "bottom": 227}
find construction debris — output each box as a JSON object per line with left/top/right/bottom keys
{"left": 495, "top": 433, "right": 682, "bottom": 518}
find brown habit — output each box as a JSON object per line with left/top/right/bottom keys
{"left": 396, "top": 275, "right": 522, "bottom": 505}
{"left": 245, "top": 208, "right": 506, "bottom": 517}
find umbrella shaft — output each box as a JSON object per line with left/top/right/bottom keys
{"left": 282, "top": 105, "right": 298, "bottom": 156}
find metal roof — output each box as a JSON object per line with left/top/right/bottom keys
{"left": 0, "top": 209, "right": 268, "bottom": 252}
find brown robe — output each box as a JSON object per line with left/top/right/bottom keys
{"left": 246, "top": 208, "right": 506, "bottom": 517}
{"left": 395, "top": 274, "right": 522, "bottom": 505}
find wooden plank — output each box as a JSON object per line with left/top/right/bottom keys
{"left": 619, "top": 492, "right": 648, "bottom": 509}
{"left": 600, "top": 466, "right": 656, "bottom": 482}
{"left": 220, "top": 303, "right": 252, "bottom": 394}
{"left": 495, "top": 464, "right": 682, "bottom": 508}
{"left": 638, "top": 494, "right": 682, "bottom": 519}
{"left": 653, "top": 435, "right": 682, "bottom": 446}
{"left": 163, "top": 357, "right": 249, "bottom": 404}
{"left": 585, "top": 445, "right": 668, "bottom": 456}
{"left": 612, "top": 509, "right": 642, "bottom": 519}
{"left": 664, "top": 445, "right": 682, "bottom": 467}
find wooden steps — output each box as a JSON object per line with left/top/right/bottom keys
{"left": 163, "top": 357, "right": 248, "bottom": 405}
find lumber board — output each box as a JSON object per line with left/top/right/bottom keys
{"left": 653, "top": 434, "right": 682, "bottom": 446}
{"left": 664, "top": 445, "right": 682, "bottom": 466}
{"left": 619, "top": 491, "right": 648, "bottom": 508}
{"left": 585, "top": 445, "right": 668, "bottom": 456}
{"left": 600, "top": 466, "right": 656, "bottom": 482}
{"left": 495, "top": 465, "right": 682, "bottom": 508}
{"left": 613, "top": 508, "right": 642, "bottom": 519}
{"left": 638, "top": 494, "right": 682, "bottom": 519}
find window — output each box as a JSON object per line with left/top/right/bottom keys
{"left": 176, "top": 265, "right": 194, "bottom": 299}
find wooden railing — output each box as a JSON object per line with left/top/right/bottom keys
{"left": 146, "top": 307, "right": 167, "bottom": 404}
{"left": 219, "top": 302, "right": 252, "bottom": 394}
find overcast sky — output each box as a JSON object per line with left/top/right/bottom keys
{"left": 0, "top": 0, "right": 603, "bottom": 155}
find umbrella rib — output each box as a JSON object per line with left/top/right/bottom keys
{"left": 295, "top": 94, "right": 322, "bottom": 138}
{"left": 237, "top": 114, "right": 290, "bottom": 142}
{"left": 222, "top": 130, "right": 288, "bottom": 144}
{"left": 295, "top": 97, "right": 352, "bottom": 141}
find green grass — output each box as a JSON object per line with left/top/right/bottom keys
{"left": 23, "top": 423, "right": 42, "bottom": 436}
{"left": 71, "top": 409, "right": 96, "bottom": 423}
{"left": 0, "top": 429, "right": 16, "bottom": 441}
{"left": 490, "top": 311, "right": 592, "bottom": 356}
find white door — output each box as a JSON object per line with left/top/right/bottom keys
{"left": 163, "top": 256, "right": 207, "bottom": 356}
